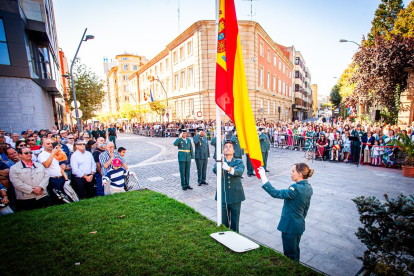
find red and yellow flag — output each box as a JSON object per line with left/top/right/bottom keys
{"left": 215, "top": 0, "right": 263, "bottom": 176}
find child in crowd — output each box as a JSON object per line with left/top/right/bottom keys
{"left": 342, "top": 132, "right": 351, "bottom": 162}
{"left": 331, "top": 134, "right": 342, "bottom": 161}
{"left": 118, "top": 147, "right": 127, "bottom": 162}
{"left": 378, "top": 138, "right": 385, "bottom": 164}
{"left": 371, "top": 139, "right": 381, "bottom": 166}
{"left": 102, "top": 158, "right": 135, "bottom": 194}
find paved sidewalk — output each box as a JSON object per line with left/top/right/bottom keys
{"left": 118, "top": 133, "right": 413, "bottom": 276}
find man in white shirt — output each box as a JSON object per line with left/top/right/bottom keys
{"left": 9, "top": 133, "right": 20, "bottom": 148}
{"left": 70, "top": 140, "right": 96, "bottom": 199}
{"left": 38, "top": 139, "right": 69, "bottom": 205}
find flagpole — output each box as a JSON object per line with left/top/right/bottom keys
{"left": 215, "top": 0, "right": 222, "bottom": 227}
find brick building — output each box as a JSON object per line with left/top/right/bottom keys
{"left": 128, "top": 20, "right": 294, "bottom": 122}
{"left": 0, "top": 0, "right": 65, "bottom": 133}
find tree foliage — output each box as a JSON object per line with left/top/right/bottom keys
{"left": 338, "top": 64, "right": 358, "bottom": 99}
{"left": 149, "top": 101, "right": 166, "bottom": 116}
{"left": 95, "top": 112, "right": 116, "bottom": 123}
{"left": 345, "top": 35, "right": 414, "bottom": 122}
{"left": 118, "top": 103, "right": 149, "bottom": 121}
{"left": 392, "top": 0, "right": 414, "bottom": 38}
{"left": 67, "top": 59, "right": 106, "bottom": 121}
{"left": 365, "top": 0, "right": 404, "bottom": 46}
{"left": 330, "top": 84, "right": 342, "bottom": 107}
{"left": 352, "top": 193, "right": 414, "bottom": 275}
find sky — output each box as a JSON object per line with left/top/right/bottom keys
{"left": 53, "top": 0, "right": 412, "bottom": 97}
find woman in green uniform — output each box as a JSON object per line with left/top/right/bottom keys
{"left": 258, "top": 163, "right": 314, "bottom": 262}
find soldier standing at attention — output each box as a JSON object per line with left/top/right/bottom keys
{"left": 258, "top": 163, "right": 314, "bottom": 262}
{"left": 174, "top": 131, "right": 194, "bottom": 190}
{"left": 246, "top": 155, "right": 256, "bottom": 177}
{"left": 259, "top": 129, "right": 270, "bottom": 172}
{"left": 213, "top": 141, "right": 245, "bottom": 233}
{"left": 193, "top": 131, "right": 210, "bottom": 186}
{"left": 107, "top": 124, "right": 118, "bottom": 149}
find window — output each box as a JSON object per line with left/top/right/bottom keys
{"left": 279, "top": 60, "right": 281, "bottom": 71}
{"left": 295, "top": 84, "right": 300, "bottom": 91}
{"left": 160, "top": 61, "right": 163, "bottom": 73}
{"left": 295, "top": 71, "right": 299, "bottom": 78}
{"left": 187, "top": 67, "right": 194, "bottom": 87}
{"left": 123, "top": 64, "right": 128, "bottom": 70}
{"left": 133, "top": 64, "right": 138, "bottom": 71}
{"left": 260, "top": 99, "right": 263, "bottom": 108}
{"left": 289, "top": 86, "right": 292, "bottom": 97}
{"left": 187, "top": 41, "right": 193, "bottom": 55}
{"left": 166, "top": 78, "right": 170, "bottom": 92}
{"left": 123, "top": 75, "right": 128, "bottom": 81}
{"left": 259, "top": 67, "right": 263, "bottom": 86}
{"left": 125, "top": 96, "right": 129, "bottom": 101}
{"left": 273, "top": 76, "right": 276, "bottom": 92}
{"left": 267, "top": 100, "right": 270, "bottom": 115}
{"left": 182, "top": 101, "right": 186, "bottom": 116}
{"left": 0, "top": 19, "right": 10, "bottom": 65}
{"left": 190, "top": 99, "right": 194, "bottom": 115}
{"left": 173, "top": 51, "right": 177, "bottom": 63}
{"left": 273, "top": 101, "right": 276, "bottom": 114}
{"left": 155, "top": 65, "right": 158, "bottom": 75}
{"left": 295, "top": 57, "right": 299, "bottom": 65}
{"left": 278, "top": 79, "right": 281, "bottom": 93}
{"left": 180, "top": 70, "right": 185, "bottom": 88}
{"left": 122, "top": 57, "right": 127, "bottom": 61}
{"left": 282, "top": 81, "right": 285, "bottom": 95}
{"left": 267, "top": 72, "right": 270, "bottom": 89}
{"left": 174, "top": 73, "right": 179, "bottom": 90}
{"left": 267, "top": 50, "right": 270, "bottom": 62}
{"left": 273, "top": 55, "right": 277, "bottom": 67}
{"left": 179, "top": 46, "right": 184, "bottom": 60}
{"left": 260, "top": 42, "right": 264, "bottom": 57}
{"left": 283, "top": 64, "right": 285, "bottom": 74}
{"left": 124, "top": 86, "right": 129, "bottom": 92}
{"left": 166, "top": 58, "right": 170, "bottom": 69}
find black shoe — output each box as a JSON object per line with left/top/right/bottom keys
{"left": 201, "top": 182, "right": 209, "bottom": 185}
{"left": 265, "top": 170, "right": 270, "bottom": 172}
{"left": 187, "top": 186, "right": 193, "bottom": 190}
{"left": 198, "top": 183, "right": 202, "bottom": 186}
{"left": 182, "top": 187, "right": 188, "bottom": 190}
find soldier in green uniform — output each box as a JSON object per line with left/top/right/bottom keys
{"left": 173, "top": 131, "right": 194, "bottom": 190}
{"left": 194, "top": 131, "right": 210, "bottom": 186}
{"left": 351, "top": 124, "right": 365, "bottom": 163}
{"left": 213, "top": 141, "right": 245, "bottom": 233}
{"left": 259, "top": 130, "right": 270, "bottom": 172}
{"left": 258, "top": 163, "right": 314, "bottom": 262}
{"left": 246, "top": 154, "right": 256, "bottom": 177}
{"left": 230, "top": 131, "right": 244, "bottom": 159}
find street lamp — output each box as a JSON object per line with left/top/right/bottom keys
{"left": 68, "top": 28, "right": 95, "bottom": 133}
{"left": 339, "top": 39, "right": 361, "bottom": 47}
{"left": 155, "top": 75, "right": 169, "bottom": 123}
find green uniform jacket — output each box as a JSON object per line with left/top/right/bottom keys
{"left": 193, "top": 134, "right": 210, "bottom": 159}
{"left": 262, "top": 180, "right": 313, "bottom": 235}
{"left": 213, "top": 158, "right": 245, "bottom": 204}
{"left": 173, "top": 138, "right": 194, "bottom": 162}
{"left": 351, "top": 130, "right": 365, "bottom": 146}
{"left": 230, "top": 135, "right": 244, "bottom": 158}
{"left": 259, "top": 133, "right": 270, "bottom": 153}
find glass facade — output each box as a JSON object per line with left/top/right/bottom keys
{"left": 0, "top": 19, "right": 10, "bottom": 65}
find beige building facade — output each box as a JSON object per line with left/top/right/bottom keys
{"left": 311, "top": 84, "right": 318, "bottom": 116}
{"left": 129, "top": 20, "right": 294, "bottom": 123}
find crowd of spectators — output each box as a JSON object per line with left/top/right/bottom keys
{"left": 0, "top": 125, "right": 133, "bottom": 215}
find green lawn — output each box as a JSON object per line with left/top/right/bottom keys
{"left": 0, "top": 191, "right": 319, "bottom": 275}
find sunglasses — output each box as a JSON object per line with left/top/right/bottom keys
{"left": 18, "top": 144, "right": 28, "bottom": 148}
{"left": 67, "top": 138, "right": 74, "bottom": 140}
{"left": 76, "top": 143, "right": 86, "bottom": 146}
{"left": 28, "top": 139, "right": 35, "bottom": 141}
{"left": 23, "top": 151, "right": 33, "bottom": 155}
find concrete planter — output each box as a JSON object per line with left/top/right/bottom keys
{"left": 402, "top": 166, "right": 414, "bottom": 177}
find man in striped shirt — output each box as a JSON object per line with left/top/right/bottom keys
{"left": 99, "top": 142, "right": 126, "bottom": 178}
{"left": 102, "top": 158, "right": 135, "bottom": 194}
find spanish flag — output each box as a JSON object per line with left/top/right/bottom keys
{"left": 215, "top": 0, "right": 263, "bottom": 176}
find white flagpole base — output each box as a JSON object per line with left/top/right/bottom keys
{"left": 210, "top": 231, "right": 260, "bottom": 253}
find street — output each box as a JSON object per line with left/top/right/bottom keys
{"left": 118, "top": 133, "right": 413, "bottom": 276}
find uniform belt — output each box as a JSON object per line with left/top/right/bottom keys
{"left": 50, "top": 176, "right": 64, "bottom": 179}
{"left": 178, "top": 150, "right": 190, "bottom": 153}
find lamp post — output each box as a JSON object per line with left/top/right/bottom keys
{"left": 67, "top": 28, "right": 94, "bottom": 134}
{"left": 339, "top": 39, "right": 361, "bottom": 47}
{"left": 155, "top": 75, "right": 169, "bottom": 123}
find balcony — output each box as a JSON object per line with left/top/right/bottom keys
{"left": 19, "top": 0, "right": 51, "bottom": 46}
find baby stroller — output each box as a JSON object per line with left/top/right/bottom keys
{"left": 124, "top": 174, "right": 144, "bottom": 192}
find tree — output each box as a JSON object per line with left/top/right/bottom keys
{"left": 118, "top": 103, "right": 149, "bottom": 121}
{"left": 392, "top": 0, "right": 414, "bottom": 38}
{"left": 320, "top": 103, "right": 332, "bottom": 110}
{"left": 365, "top": 0, "right": 404, "bottom": 46}
{"left": 149, "top": 101, "right": 166, "bottom": 116}
{"left": 347, "top": 35, "right": 414, "bottom": 123}
{"left": 338, "top": 64, "right": 358, "bottom": 99}
{"left": 330, "top": 83, "right": 342, "bottom": 107}
{"left": 67, "top": 59, "right": 106, "bottom": 121}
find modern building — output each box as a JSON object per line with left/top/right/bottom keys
{"left": 128, "top": 20, "right": 294, "bottom": 123}
{"left": 311, "top": 84, "right": 318, "bottom": 116}
{"left": 0, "top": 0, "right": 64, "bottom": 133}
{"left": 106, "top": 53, "right": 147, "bottom": 113}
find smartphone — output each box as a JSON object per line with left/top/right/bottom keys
{"left": 52, "top": 142, "right": 58, "bottom": 148}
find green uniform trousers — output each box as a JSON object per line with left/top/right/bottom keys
{"left": 179, "top": 161, "right": 191, "bottom": 188}
{"left": 109, "top": 135, "right": 117, "bottom": 149}
{"left": 262, "top": 151, "right": 268, "bottom": 170}
{"left": 222, "top": 202, "right": 241, "bottom": 233}
{"left": 195, "top": 158, "right": 207, "bottom": 184}
{"left": 352, "top": 144, "right": 361, "bottom": 163}
{"left": 282, "top": 232, "right": 302, "bottom": 262}
{"left": 246, "top": 156, "right": 255, "bottom": 175}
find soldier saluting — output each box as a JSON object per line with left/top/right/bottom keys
{"left": 193, "top": 130, "right": 210, "bottom": 186}
{"left": 173, "top": 131, "right": 194, "bottom": 190}
{"left": 213, "top": 141, "right": 245, "bottom": 233}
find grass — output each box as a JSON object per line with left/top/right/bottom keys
{"left": 0, "top": 191, "right": 319, "bottom": 275}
